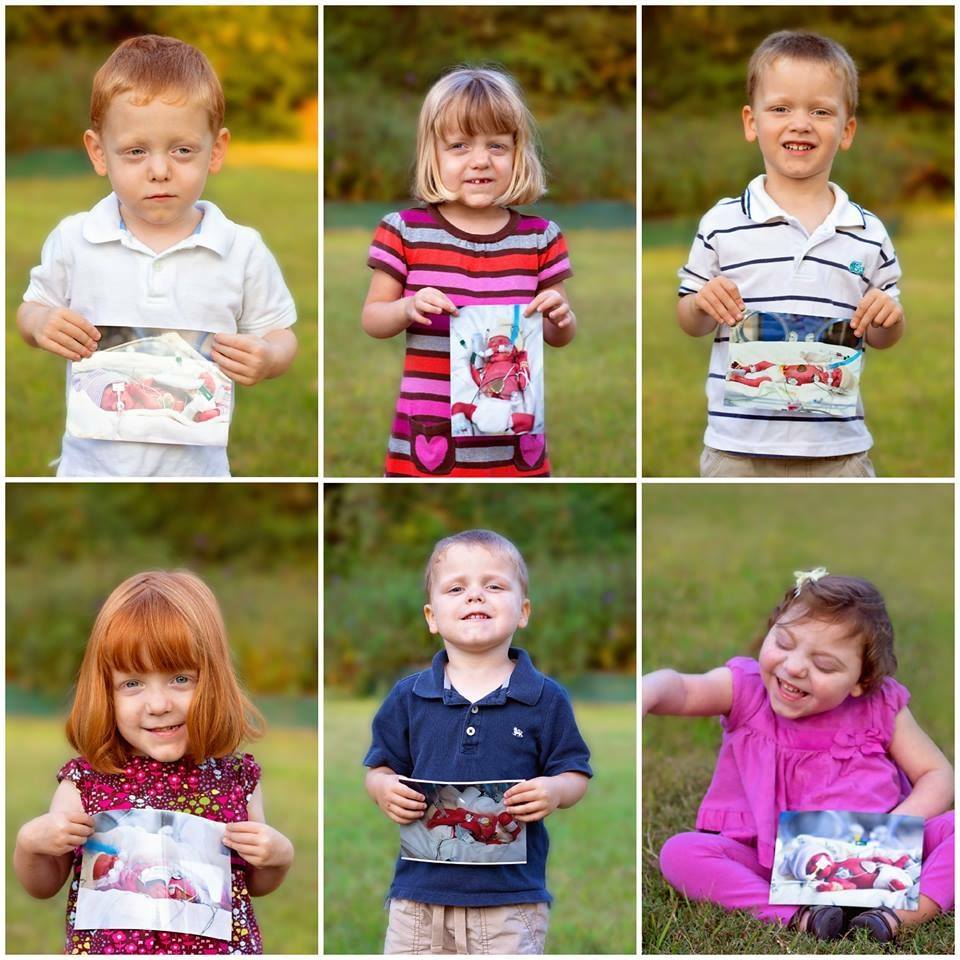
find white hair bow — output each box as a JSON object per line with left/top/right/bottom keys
{"left": 794, "top": 567, "right": 829, "bottom": 597}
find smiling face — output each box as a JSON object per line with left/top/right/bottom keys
{"left": 742, "top": 57, "right": 856, "bottom": 191}
{"left": 758, "top": 608, "right": 864, "bottom": 718}
{"left": 112, "top": 667, "right": 197, "bottom": 762}
{"left": 423, "top": 543, "right": 530, "bottom": 657}
{"left": 83, "top": 92, "right": 229, "bottom": 248}
{"left": 436, "top": 129, "right": 516, "bottom": 211}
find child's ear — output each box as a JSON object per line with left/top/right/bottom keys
{"left": 742, "top": 104, "right": 758, "bottom": 144}
{"left": 839, "top": 115, "right": 857, "bottom": 152}
{"left": 208, "top": 128, "right": 231, "bottom": 174}
{"left": 423, "top": 603, "right": 439, "bottom": 635}
{"left": 83, "top": 129, "right": 108, "bottom": 177}
{"left": 518, "top": 598, "right": 531, "bottom": 629}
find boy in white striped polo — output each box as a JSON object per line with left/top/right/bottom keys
{"left": 677, "top": 31, "right": 904, "bottom": 477}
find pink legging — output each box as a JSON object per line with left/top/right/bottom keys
{"left": 659, "top": 811, "right": 954, "bottom": 925}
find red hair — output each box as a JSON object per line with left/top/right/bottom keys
{"left": 67, "top": 571, "right": 263, "bottom": 774}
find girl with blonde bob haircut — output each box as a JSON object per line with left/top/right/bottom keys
{"left": 15, "top": 569, "right": 294, "bottom": 953}
{"left": 414, "top": 66, "right": 546, "bottom": 206}
{"left": 67, "top": 569, "right": 263, "bottom": 773}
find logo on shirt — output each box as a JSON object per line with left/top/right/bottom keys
{"left": 513, "top": 727, "right": 524, "bottom": 738}
{"left": 848, "top": 261, "right": 865, "bottom": 276}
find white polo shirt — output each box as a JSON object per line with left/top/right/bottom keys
{"left": 24, "top": 193, "right": 296, "bottom": 476}
{"left": 677, "top": 175, "right": 902, "bottom": 458}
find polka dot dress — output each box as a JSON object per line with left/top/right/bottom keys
{"left": 58, "top": 754, "right": 263, "bottom": 954}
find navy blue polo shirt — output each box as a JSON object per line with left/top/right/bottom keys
{"left": 364, "top": 646, "right": 592, "bottom": 906}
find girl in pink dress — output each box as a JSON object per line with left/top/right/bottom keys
{"left": 13, "top": 571, "right": 295, "bottom": 954}
{"left": 643, "top": 570, "right": 954, "bottom": 942}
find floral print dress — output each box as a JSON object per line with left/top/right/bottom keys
{"left": 58, "top": 753, "right": 263, "bottom": 954}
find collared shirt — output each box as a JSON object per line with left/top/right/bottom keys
{"left": 677, "top": 175, "right": 902, "bottom": 458}
{"left": 24, "top": 193, "right": 296, "bottom": 476}
{"left": 364, "top": 647, "right": 592, "bottom": 906}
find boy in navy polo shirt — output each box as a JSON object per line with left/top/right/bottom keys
{"left": 677, "top": 31, "right": 904, "bottom": 477}
{"left": 364, "top": 529, "right": 591, "bottom": 954}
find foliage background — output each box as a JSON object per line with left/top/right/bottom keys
{"left": 324, "top": 483, "right": 636, "bottom": 953}
{"left": 324, "top": 6, "right": 636, "bottom": 477}
{"left": 642, "top": 6, "right": 954, "bottom": 477}
{"left": 6, "top": 5, "right": 318, "bottom": 477}
{"left": 642, "top": 484, "right": 954, "bottom": 954}
{"left": 6, "top": 483, "right": 318, "bottom": 954}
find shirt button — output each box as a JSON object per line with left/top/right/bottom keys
{"left": 470, "top": 705, "right": 479, "bottom": 714}
{"left": 154, "top": 261, "right": 164, "bottom": 272}
{"left": 466, "top": 726, "right": 476, "bottom": 736}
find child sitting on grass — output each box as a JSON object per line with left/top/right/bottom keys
{"left": 17, "top": 35, "right": 297, "bottom": 477}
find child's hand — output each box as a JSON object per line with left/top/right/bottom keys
{"left": 17, "top": 811, "right": 95, "bottom": 857}
{"left": 212, "top": 332, "right": 279, "bottom": 386}
{"left": 32, "top": 306, "right": 101, "bottom": 361}
{"left": 405, "top": 288, "right": 458, "bottom": 328}
{"left": 525, "top": 290, "right": 573, "bottom": 329}
{"left": 372, "top": 774, "right": 427, "bottom": 824}
{"left": 503, "top": 777, "right": 562, "bottom": 822}
{"left": 850, "top": 288, "right": 904, "bottom": 338}
{"left": 693, "top": 277, "right": 745, "bottom": 327}
{"left": 222, "top": 821, "right": 294, "bottom": 869}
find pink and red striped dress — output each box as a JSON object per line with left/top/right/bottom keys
{"left": 367, "top": 204, "right": 573, "bottom": 477}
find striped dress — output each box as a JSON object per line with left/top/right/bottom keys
{"left": 367, "top": 205, "right": 573, "bottom": 477}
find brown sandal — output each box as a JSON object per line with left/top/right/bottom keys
{"left": 847, "top": 905, "right": 899, "bottom": 942}
{"left": 791, "top": 905, "right": 845, "bottom": 940}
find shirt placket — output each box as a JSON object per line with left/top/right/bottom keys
{"left": 461, "top": 702, "right": 481, "bottom": 755}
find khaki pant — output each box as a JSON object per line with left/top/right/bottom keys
{"left": 384, "top": 898, "right": 549, "bottom": 955}
{"left": 700, "top": 447, "right": 876, "bottom": 479}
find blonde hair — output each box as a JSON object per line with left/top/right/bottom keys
{"left": 90, "top": 35, "right": 225, "bottom": 135}
{"left": 413, "top": 67, "right": 546, "bottom": 206}
{"left": 66, "top": 570, "right": 263, "bottom": 774}
{"left": 424, "top": 530, "right": 529, "bottom": 598}
{"left": 747, "top": 31, "right": 858, "bottom": 118}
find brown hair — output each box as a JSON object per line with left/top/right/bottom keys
{"left": 90, "top": 35, "right": 225, "bottom": 134}
{"left": 66, "top": 571, "right": 263, "bottom": 774}
{"left": 747, "top": 30, "right": 859, "bottom": 117}
{"left": 413, "top": 66, "right": 546, "bottom": 206}
{"left": 759, "top": 574, "right": 896, "bottom": 695}
{"left": 424, "top": 529, "right": 528, "bottom": 598}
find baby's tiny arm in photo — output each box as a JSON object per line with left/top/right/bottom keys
{"left": 642, "top": 666, "right": 733, "bottom": 719}
{"left": 887, "top": 707, "right": 954, "bottom": 818}
{"left": 361, "top": 270, "right": 458, "bottom": 338}
{"left": 851, "top": 288, "right": 905, "bottom": 348}
{"left": 17, "top": 301, "right": 101, "bottom": 361}
{"left": 222, "top": 784, "right": 294, "bottom": 897}
{"left": 14, "top": 778, "right": 93, "bottom": 899}
{"left": 527, "top": 281, "right": 575, "bottom": 347}
{"left": 503, "top": 772, "right": 589, "bottom": 822}
{"left": 212, "top": 328, "right": 297, "bottom": 386}
{"left": 365, "top": 765, "right": 427, "bottom": 825}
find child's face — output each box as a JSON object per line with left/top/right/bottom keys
{"left": 424, "top": 544, "right": 530, "bottom": 656}
{"left": 742, "top": 57, "right": 856, "bottom": 188}
{"left": 83, "top": 93, "right": 229, "bottom": 240}
{"left": 112, "top": 667, "right": 197, "bottom": 762}
{"left": 758, "top": 610, "right": 864, "bottom": 719}
{"left": 436, "top": 128, "right": 515, "bottom": 209}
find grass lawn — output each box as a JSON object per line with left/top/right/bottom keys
{"left": 6, "top": 157, "right": 317, "bottom": 477}
{"left": 323, "top": 225, "right": 635, "bottom": 477}
{"left": 642, "top": 205, "right": 953, "bottom": 477}
{"left": 324, "top": 698, "right": 636, "bottom": 954}
{"left": 642, "top": 485, "right": 954, "bottom": 954}
{"left": 5, "top": 715, "right": 318, "bottom": 954}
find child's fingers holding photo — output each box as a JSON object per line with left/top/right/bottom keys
{"left": 222, "top": 821, "right": 294, "bottom": 869}
{"left": 379, "top": 778, "right": 427, "bottom": 824}
{"left": 503, "top": 778, "right": 559, "bottom": 822}
{"left": 20, "top": 810, "right": 95, "bottom": 857}
{"left": 525, "top": 289, "right": 571, "bottom": 328}
{"left": 212, "top": 332, "right": 275, "bottom": 386}
{"left": 850, "top": 288, "right": 904, "bottom": 337}
{"left": 405, "top": 287, "right": 459, "bottom": 328}
{"left": 694, "top": 277, "right": 745, "bottom": 327}
{"left": 34, "top": 307, "right": 101, "bottom": 361}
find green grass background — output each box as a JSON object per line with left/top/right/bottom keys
{"left": 642, "top": 484, "right": 954, "bottom": 954}
{"left": 642, "top": 206, "right": 954, "bottom": 477}
{"left": 324, "top": 211, "right": 635, "bottom": 478}
{"left": 6, "top": 156, "right": 318, "bottom": 477}
{"left": 325, "top": 698, "right": 635, "bottom": 954}
{"left": 5, "top": 714, "right": 317, "bottom": 954}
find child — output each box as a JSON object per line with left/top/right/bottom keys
{"left": 677, "top": 31, "right": 904, "bottom": 477}
{"left": 364, "top": 530, "right": 591, "bottom": 954}
{"left": 17, "top": 35, "right": 298, "bottom": 477}
{"left": 13, "top": 571, "right": 294, "bottom": 954}
{"left": 643, "top": 570, "right": 953, "bottom": 942}
{"left": 362, "top": 67, "right": 575, "bottom": 477}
